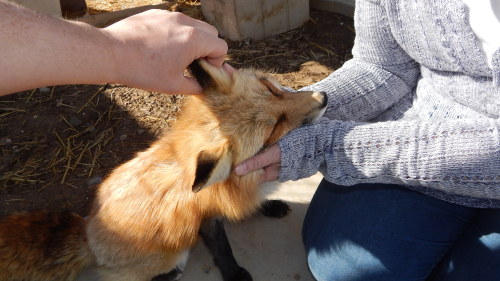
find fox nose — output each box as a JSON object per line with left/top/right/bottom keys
{"left": 312, "top": 91, "right": 328, "bottom": 108}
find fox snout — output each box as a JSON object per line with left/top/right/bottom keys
{"left": 314, "top": 91, "right": 328, "bottom": 109}
{"left": 302, "top": 92, "right": 328, "bottom": 125}
{"left": 305, "top": 91, "right": 328, "bottom": 124}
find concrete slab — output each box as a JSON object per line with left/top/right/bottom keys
{"left": 76, "top": 174, "right": 323, "bottom": 281}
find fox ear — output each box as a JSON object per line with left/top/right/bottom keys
{"left": 188, "top": 59, "right": 231, "bottom": 92}
{"left": 192, "top": 148, "right": 232, "bottom": 192}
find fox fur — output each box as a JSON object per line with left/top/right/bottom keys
{"left": 0, "top": 59, "right": 326, "bottom": 281}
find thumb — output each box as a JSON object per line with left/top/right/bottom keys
{"left": 171, "top": 76, "right": 203, "bottom": 95}
{"left": 235, "top": 145, "right": 281, "bottom": 175}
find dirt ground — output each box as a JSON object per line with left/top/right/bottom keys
{"left": 0, "top": 1, "right": 354, "bottom": 217}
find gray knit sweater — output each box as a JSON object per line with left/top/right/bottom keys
{"left": 278, "top": 0, "right": 500, "bottom": 208}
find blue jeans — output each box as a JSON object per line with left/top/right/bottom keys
{"left": 302, "top": 180, "right": 500, "bottom": 281}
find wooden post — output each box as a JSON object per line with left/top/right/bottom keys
{"left": 201, "top": 0, "right": 309, "bottom": 41}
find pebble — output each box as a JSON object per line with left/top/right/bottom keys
{"left": 87, "top": 177, "right": 103, "bottom": 187}
{"left": 38, "top": 87, "right": 51, "bottom": 93}
{"left": 202, "top": 265, "right": 212, "bottom": 274}
{"left": 69, "top": 116, "right": 82, "bottom": 126}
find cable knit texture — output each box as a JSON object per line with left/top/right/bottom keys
{"left": 278, "top": 0, "right": 500, "bottom": 208}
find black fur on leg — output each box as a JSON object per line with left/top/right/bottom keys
{"left": 224, "top": 266, "right": 252, "bottom": 281}
{"left": 260, "top": 200, "right": 291, "bottom": 218}
{"left": 151, "top": 267, "right": 184, "bottom": 281}
{"left": 200, "top": 218, "right": 253, "bottom": 281}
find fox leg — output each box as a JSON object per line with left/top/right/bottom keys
{"left": 97, "top": 252, "right": 180, "bottom": 281}
{"left": 199, "top": 218, "right": 252, "bottom": 281}
{"left": 259, "top": 200, "right": 291, "bottom": 218}
{"left": 99, "top": 265, "right": 173, "bottom": 281}
{"left": 151, "top": 250, "right": 189, "bottom": 281}
{"left": 97, "top": 267, "right": 150, "bottom": 281}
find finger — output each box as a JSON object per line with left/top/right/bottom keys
{"left": 190, "top": 19, "right": 220, "bottom": 36}
{"left": 175, "top": 12, "right": 220, "bottom": 36}
{"left": 259, "top": 164, "right": 280, "bottom": 184}
{"left": 235, "top": 144, "right": 281, "bottom": 175}
{"left": 222, "top": 63, "right": 236, "bottom": 75}
{"left": 169, "top": 76, "right": 203, "bottom": 95}
{"left": 206, "top": 55, "right": 226, "bottom": 68}
{"left": 201, "top": 40, "right": 228, "bottom": 67}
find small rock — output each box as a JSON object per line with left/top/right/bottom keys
{"left": 87, "top": 177, "right": 103, "bottom": 187}
{"left": 38, "top": 87, "right": 51, "bottom": 93}
{"left": 69, "top": 116, "right": 82, "bottom": 126}
{"left": 202, "top": 265, "right": 212, "bottom": 274}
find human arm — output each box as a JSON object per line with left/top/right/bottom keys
{"left": 237, "top": 117, "right": 500, "bottom": 204}
{"left": 279, "top": 118, "right": 499, "bottom": 201}
{"left": 303, "top": 0, "right": 420, "bottom": 122}
{"left": 235, "top": 0, "right": 500, "bottom": 203}
{"left": 0, "top": 1, "right": 227, "bottom": 95}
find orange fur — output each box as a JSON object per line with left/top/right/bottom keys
{"left": 0, "top": 211, "right": 93, "bottom": 281}
{"left": 0, "top": 60, "right": 326, "bottom": 281}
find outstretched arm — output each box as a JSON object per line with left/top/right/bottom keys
{"left": 0, "top": 1, "right": 228, "bottom": 95}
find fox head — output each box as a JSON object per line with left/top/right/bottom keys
{"left": 184, "top": 59, "right": 327, "bottom": 192}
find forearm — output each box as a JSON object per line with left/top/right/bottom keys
{"left": 0, "top": 1, "right": 228, "bottom": 95}
{"left": 279, "top": 118, "right": 500, "bottom": 200}
{"left": 301, "top": 58, "right": 420, "bottom": 121}
{"left": 300, "top": 0, "right": 420, "bottom": 121}
{"left": 0, "top": 1, "right": 115, "bottom": 95}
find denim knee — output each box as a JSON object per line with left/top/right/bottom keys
{"left": 301, "top": 180, "right": 479, "bottom": 281}
{"left": 305, "top": 241, "right": 390, "bottom": 281}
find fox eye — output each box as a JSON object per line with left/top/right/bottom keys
{"left": 259, "top": 77, "right": 284, "bottom": 98}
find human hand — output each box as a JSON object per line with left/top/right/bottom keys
{"left": 103, "top": 9, "right": 228, "bottom": 94}
{"left": 235, "top": 144, "right": 282, "bottom": 183}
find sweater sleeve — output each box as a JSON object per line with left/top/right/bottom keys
{"left": 279, "top": 118, "right": 500, "bottom": 201}
{"left": 300, "top": 0, "right": 421, "bottom": 121}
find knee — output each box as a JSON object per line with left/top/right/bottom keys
{"left": 305, "top": 242, "right": 389, "bottom": 281}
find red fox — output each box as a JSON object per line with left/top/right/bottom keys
{"left": 0, "top": 59, "right": 327, "bottom": 281}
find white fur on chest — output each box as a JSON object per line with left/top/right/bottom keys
{"left": 258, "top": 181, "right": 280, "bottom": 200}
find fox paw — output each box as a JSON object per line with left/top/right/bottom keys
{"left": 224, "top": 266, "right": 252, "bottom": 281}
{"left": 151, "top": 267, "right": 183, "bottom": 281}
{"left": 260, "top": 200, "right": 291, "bottom": 218}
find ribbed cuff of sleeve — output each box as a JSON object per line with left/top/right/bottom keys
{"left": 277, "top": 118, "right": 332, "bottom": 182}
